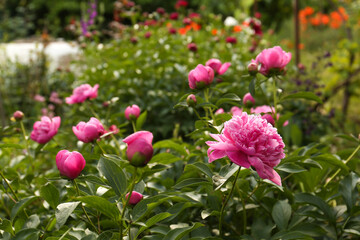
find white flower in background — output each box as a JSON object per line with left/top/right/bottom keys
{"left": 224, "top": 16, "right": 239, "bottom": 26}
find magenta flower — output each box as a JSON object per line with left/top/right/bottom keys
{"left": 73, "top": 117, "right": 105, "bottom": 143}
{"left": 125, "top": 105, "right": 141, "bottom": 121}
{"left": 243, "top": 93, "right": 255, "bottom": 106}
{"left": 205, "top": 59, "right": 231, "bottom": 75}
{"left": 123, "top": 131, "right": 153, "bottom": 167}
{"left": 56, "top": 150, "right": 86, "bottom": 179}
{"left": 66, "top": 84, "right": 99, "bottom": 104}
{"left": 175, "top": 0, "right": 188, "bottom": 9}
{"left": 168, "top": 28, "right": 177, "bottom": 34}
{"left": 126, "top": 191, "right": 143, "bottom": 205}
{"left": 206, "top": 112, "right": 285, "bottom": 186}
{"left": 169, "top": 12, "right": 179, "bottom": 20}
{"left": 187, "top": 43, "right": 198, "bottom": 52}
{"left": 188, "top": 64, "right": 214, "bottom": 90}
{"left": 144, "top": 32, "right": 151, "bottom": 38}
{"left": 226, "top": 36, "right": 237, "bottom": 44}
{"left": 251, "top": 105, "right": 288, "bottom": 126}
{"left": 30, "top": 116, "right": 61, "bottom": 144}
{"left": 253, "top": 46, "right": 291, "bottom": 76}
{"left": 156, "top": 7, "right": 165, "bottom": 15}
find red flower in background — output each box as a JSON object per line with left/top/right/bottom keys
{"left": 175, "top": 0, "right": 188, "bottom": 9}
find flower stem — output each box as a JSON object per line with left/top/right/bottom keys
{"left": 204, "top": 88, "right": 215, "bottom": 123}
{"left": 87, "top": 101, "right": 101, "bottom": 120}
{"left": 96, "top": 141, "right": 106, "bottom": 155}
{"left": 20, "top": 120, "right": 34, "bottom": 171}
{"left": 73, "top": 179, "right": 99, "bottom": 233}
{"left": 324, "top": 144, "right": 360, "bottom": 187}
{"left": 120, "top": 168, "right": 138, "bottom": 239}
{"left": 272, "top": 77, "right": 278, "bottom": 128}
{"left": 0, "top": 170, "right": 19, "bottom": 202}
{"left": 219, "top": 166, "right": 241, "bottom": 237}
{"left": 131, "top": 121, "right": 137, "bottom": 132}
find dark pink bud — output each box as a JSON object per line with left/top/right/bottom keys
{"left": 226, "top": 36, "right": 237, "bottom": 44}
{"left": 126, "top": 191, "right": 143, "bottom": 205}
{"left": 125, "top": 105, "right": 141, "bottom": 121}
{"left": 186, "top": 94, "right": 197, "bottom": 107}
{"left": 56, "top": 150, "right": 86, "bottom": 179}
{"left": 169, "top": 12, "right": 179, "bottom": 20}
{"left": 243, "top": 93, "right": 255, "bottom": 107}
{"left": 187, "top": 43, "right": 197, "bottom": 52}
{"left": 168, "top": 28, "right": 177, "bottom": 34}
{"left": 188, "top": 64, "right": 214, "bottom": 90}
{"left": 123, "top": 131, "right": 154, "bottom": 167}
{"left": 247, "top": 61, "right": 258, "bottom": 75}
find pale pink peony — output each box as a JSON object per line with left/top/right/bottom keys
{"left": 123, "top": 131, "right": 153, "bottom": 167}
{"left": 66, "top": 84, "right": 99, "bottom": 104}
{"left": 56, "top": 150, "right": 86, "bottom": 179}
{"left": 126, "top": 191, "right": 143, "bottom": 205}
{"left": 206, "top": 112, "right": 285, "bottom": 185}
{"left": 125, "top": 105, "right": 141, "bottom": 121}
{"left": 205, "top": 59, "right": 231, "bottom": 75}
{"left": 253, "top": 46, "right": 291, "bottom": 76}
{"left": 188, "top": 64, "right": 214, "bottom": 90}
{"left": 73, "top": 117, "right": 105, "bottom": 143}
{"left": 30, "top": 116, "right": 61, "bottom": 144}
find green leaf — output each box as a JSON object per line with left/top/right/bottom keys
{"left": 136, "top": 111, "right": 147, "bottom": 130}
{"left": 77, "top": 195, "right": 120, "bottom": 220}
{"left": 215, "top": 165, "right": 240, "bottom": 191}
{"left": 192, "top": 162, "right": 213, "bottom": 178}
{"left": 0, "top": 143, "right": 24, "bottom": 149}
{"left": 0, "top": 219, "right": 14, "bottom": 236}
{"left": 173, "top": 101, "right": 188, "bottom": 109}
{"left": 55, "top": 202, "right": 80, "bottom": 229}
{"left": 339, "top": 173, "right": 358, "bottom": 212}
{"left": 295, "top": 193, "right": 335, "bottom": 223}
{"left": 97, "top": 156, "right": 127, "bottom": 197}
{"left": 215, "top": 93, "right": 241, "bottom": 107}
{"left": 272, "top": 200, "right": 292, "bottom": 230}
{"left": 281, "top": 92, "right": 323, "bottom": 104}
{"left": 173, "top": 178, "right": 211, "bottom": 189}
{"left": 13, "top": 228, "right": 40, "bottom": 240}
{"left": 77, "top": 175, "right": 108, "bottom": 186}
{"left": 40, "top": 183, "right": 60, "bottom": 210}
{"left": 136, "top": 212, "right": 173, "bottom": 238}
{"left": 132, "top": 195, "right": 168, "bottom": 222}
{"left": 311, "top": 154, "right": 349, "bottom": 173}
{"left": 197, "top": 102, "right": 218, "bottom": 109}
{"left": 163, "top": 222, "right": 204, "bottom": 240}
{"left": 276, "top": 163, "right": 307, "bottom": 173}
{"left": 11, "top": 196, "right": 39, "bottom": 220}
{"left": 153, "top": 140, "right": 187, "bottom": 156}
{"left": 150, "top": 152, "right": 181, "bottom": 164}
{"left": 335, "top": 134, "right": 360, "bottom": 143}
{"left": 249, "top": 77, "right": 256, "bottom": 97}
{"left": 290, "top": 124, "right": 302, "bottom": 146}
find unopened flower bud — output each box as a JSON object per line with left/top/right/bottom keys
{"left": 186, "top": 94, "right": 197, "bottom": 107}
{"left": 247, "top": 61, "right": 258, "bottom": 75}
{"left": 13, "top": 111, "right": 24, "bottom": 121}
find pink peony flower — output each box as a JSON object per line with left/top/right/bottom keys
{"left": 168, "top": 28, "right": 177, "bottom": 34}
{"left": 243, "top": 93, "right": 255, "bottom": 106}
{"left": 215, "top": 108, "right": 225, "bottom": 115}
{"left": 13, "top": 110, "right": 24, "bottom": 120}
{"left": 205, "top": 59, "right": 231, "bottom": 75}
{"left": 30, "top": 116, "right": 61, "bottom": 144}
{"left": 125, "top": 105, "right": 141, "bottom": 121}
{"left": 156, "top": 7, "right": 165, "bottom": 15}
{"left": 123, "top": 131, "right": 153, "bottom": 167}
{"left": 56, "top": 150, "right": 86, "bottom": 179}
{"left": 169, "top": 12, "right": 179, "bottom": 20}
{"left": 230, "top": 106, "right": 243, "bottom": 116}
{"left": 253, "top": 46, "right": 291, "bottom": 76}
{"left": 126, "top": 191, "right": 143, "bottom": 205}
{"left": 247, "top": 60, "right": 258, "bottom": 74}
{"left": 66, "top": 84, "right": 99, "bottom": 104}
{"left": 175, "top": 0, "right": 188, "bottom": 9}
{"left": 144, "top": 32, "right": 151, "bottom": 38}
{"left": 34, "top": 94, "right": 46, "bottom": 102}
{"left": 73, "top": 117, "right": 105, "bottom": 143}
{"left": 206, "top": 112, "right": 285, "bottom": 185}
{"left": 188, "top": 64, "right": 214, "bottom": 90}
{"left": 251, "top": 105, "right": 288, "bottom": 127}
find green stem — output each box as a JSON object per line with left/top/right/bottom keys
{"left": 0, "top": 170, "right": 19, "bottom": 201}
{"left": 87, "top": 101, "right": 101, "bottom": 120}
{"left": 73, "top": 179, "right": 99, "bottom": 233}
{"left": 96, "top": 141, "right": 106, "bottom": 155}
{"left": 20, "top": 120, "right": 34, "bottom": 171}
{"left": 324, "top": 144, "right": 360, "bottom": 187}
{"left": 219, "top": 167, "right": 241, "bottom": 237}
{"left": 131, "top": 121, "right": 137, "bottom": 132}
{"left": 204, "top": 88, "right": 216, "bottom": 123}
{"left": 120, "top": 168, "right": 138, "bottom": 240}
{"left": 110, "top": 134, "right": 121, "bottom": 156}
{"left": 272, "top": 77, "right": 278, "bottom": 128}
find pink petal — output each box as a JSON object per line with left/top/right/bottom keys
{"left": 226, "top": 151, "right": 251, "bottom": 168}
{"left": 123, "top": 131, "right": 153, "bottom": 145}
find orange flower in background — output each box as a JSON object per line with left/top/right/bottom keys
{"left": 233, "top": 25, "right": 242, "bottom": 32}
{"left": 338, "top": 7, "right": 349, "bottom": 21}
{"left": 298, "top": 43, "right": 304, "bottom": 50}
{"left": 310, "top": 14, "right": 321, "bottom": 26}
{"left": 166, "top": 22, "right": 172, "bottom": 28}
{"left": 179, "top": 27, "right": 188, "bottom": 35}
{"left": 211, "top": 29, "right": 217, "bottom": 35}
{"left": 330, "top": 20, "right": 341, "bottom": 29}
{"left": 321, "top": 14, "right": 330, "bottom": 25}
{"left": 190, "top": 22, "right": 201, "bottom": 31}
{"left": 303, "top": 6, "right": 314, "bottom": 16}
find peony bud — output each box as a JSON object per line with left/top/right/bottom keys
{"left": 247, "top": 61, "right": 258, "bottom": 75}
{"left": 188, "top": 64, "right": 214, "bottom": 90}
{"left": 125, "top": 105, "right": 141, "bottom": 121}
{"left": 125, "top": 191, "right": 143, "bottom": 205}
{"left": 73, "top": 117, "right": 105, "bottom": 143}
{"left": 186, "top": 94, "right": 197, "bottom": 107}
{"left": 13, "top": 111, "right": 24, "bottom": 121}
{"left": 243, "top": 93, "right": 255, "bottom": 107}
{"left": 56, "top": 150, "right": 86, "bottom": 179}
{"left": 123, "top": 131, "right": 153, "bottom": 167}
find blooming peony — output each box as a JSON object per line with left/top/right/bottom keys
{"left": 123, "top": 131, "right": 153, "bottom": 167}
{"left": 56, "top": 150, "right": 86, "bottom": 179}
{"left": 188, "top": 64, "right": 214, "bottom": 90}
{"left": 30, "top": 116, "right": 61, "bottom": 144}
{"left": 73, "top": 117, "right": 105, "bottom": 143}
{"left": 206, "top": 112, "right": 285, "bottom": 185}
{"left": 205, "top": 59, "right": 231, "bottom": 75}
{"left": 66, "top": 84, "right": 99, "bottom": 104}
{"left": 253, "top": 46, "right": 291, "bottom": 76}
